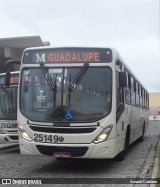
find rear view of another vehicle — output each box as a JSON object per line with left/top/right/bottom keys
{"left": 0, "top": 72, "right": 19, "bottom": 144}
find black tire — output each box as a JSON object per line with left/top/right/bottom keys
{"left": 116, "top": 129, "right": 130, "bottom": 161}
{"left": 138, "top": 124, "right": 145, "bottom": 142}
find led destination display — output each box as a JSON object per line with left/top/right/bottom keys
{"left": 47, "top": 51, "right": 100, "bottom": 62}
{"left": 23, "top": 48, "right": 112, "bottom": 63}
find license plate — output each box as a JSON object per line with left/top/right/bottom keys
{"left": 0, "top": 123, "right": 18, "bottom": 128}
{"left": 34, "top": 133, "right": 64, "bottom": 143}
{"left": 53, "top": 152, "right": 71, "bottom": 158}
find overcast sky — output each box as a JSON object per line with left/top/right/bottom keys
{"left": 0, "top": 0, "right": 159, "bottom": 92}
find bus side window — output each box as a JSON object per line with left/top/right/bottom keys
{"left": 143, "top": 90, "right": 145, "bottom": 108}
{"left": 116, "top": 71, "right": 123, "bottom": 107}
{"left": 136, "top": 82, "right": 139, "bottom": 106}
{"left": 146, "top": 92, "right": 148, "bottom": 109}
{"left": 147, "top": 93, "right": 149, "bottom": 109}
{"left": 142, "top": 89, "right": 144, "bottom": 108}
{"left": 144, "top": 91, "right": 147, "bottom": 109}
{"left": 139, "top": 85, "right": 142, "bottom": 107}
{"left": 131, "top": 77, "right": 135, "bottom": 105}
{"left": 125, "top": 72, "right": 131, "bottom": 104}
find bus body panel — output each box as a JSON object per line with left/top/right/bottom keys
{"left": 0, "top": 120, "right": 18, "bottom": 143}
{"left": 0, "top": 72, "right": 19, "bottom": 144}
{"left": 16, "top": 47, "right": 149, "bottom": 159}
{"left": 19, "top": 134, "right": 125, "bottom": 159}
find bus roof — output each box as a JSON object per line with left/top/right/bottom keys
{"left": 23, "top": 46, "right": 148, "bottom": 92}
{"left": 24, "top": 45, "right": 114, "bottom": 50}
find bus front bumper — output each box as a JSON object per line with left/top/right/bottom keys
{"left": 0, "top": 134, "right": 19, "bottom": 144}
{"left": 19, "top": 137, "right": 119, "bottom": 159}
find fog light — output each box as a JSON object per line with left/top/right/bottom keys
{"left": 18, "top": 125, "right": 32, "bottom": 141}
{"left": 93, "top": 125, "right": 113, "bottom": 144}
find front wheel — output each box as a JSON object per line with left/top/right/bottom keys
{"left": 116, "top": 130, "right": 130, "bottom": 161}
{"left": 138, "top": 124, "right": 145, "bottom": 142}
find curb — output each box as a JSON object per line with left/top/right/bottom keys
{"left": 150, "top": 140, "right": 160, "bottom": 187}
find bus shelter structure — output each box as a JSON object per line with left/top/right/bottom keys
{"left": 0, "top": 36, "right": 50, "bottom": 73}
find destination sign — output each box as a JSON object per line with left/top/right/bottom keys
{"left": 47, "top": 51, "right": 100, "bottom": 62}
{"left": 0, "top": 74, "right": 19, "bottom": 85}
{"left": 23, "top": 48, "right": 112, "bottom": 64}
{"left": 10, "top": 76, "right": 19, "bottom": 85}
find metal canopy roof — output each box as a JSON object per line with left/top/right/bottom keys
{"left": 0, "top": 36, "right": 50, "bottom": 73}
{"left": 0, "top": 35, "right": 47, "bottom": 48}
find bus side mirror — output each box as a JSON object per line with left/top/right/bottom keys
{"left": 5, "top": 71, "right": 10, "bottom": 87}
{"left": 119, "top": 72, "right": 127, "bottom": 87}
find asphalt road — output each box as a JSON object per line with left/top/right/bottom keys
{"left": 0, "top": 121, "right": 160, "bottom": 187}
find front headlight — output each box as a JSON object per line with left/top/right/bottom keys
{"left": 93, "top": 124, "right": 113, "bottom": 144}
{"left": 18, "top": 125, "right": 32, "bottom": 141}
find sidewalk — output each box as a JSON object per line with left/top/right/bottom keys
{"left": 150, "top": 140, "right": 160, "bottom": 187}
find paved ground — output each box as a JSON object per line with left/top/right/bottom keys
{"left": 0, "top": 121, "right": 159, "bottom": 187}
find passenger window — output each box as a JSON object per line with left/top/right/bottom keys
{"left": 136, "top": 82, "right": 139, "bottom": 106}
{"left": 131, "top": 77, "right": 135, "bottom": 105}
{"left": 125, "top": 72, "right": 131, "bottom": 103}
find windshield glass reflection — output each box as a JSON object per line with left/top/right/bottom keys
{"left": 20, "top": 67, "right": 112, "bottom": 122}
{"left": 0, "top": 86, "right": 18, "bottom": 120}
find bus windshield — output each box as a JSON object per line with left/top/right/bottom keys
{"left": 0, "top": 86, "right": 18, "bottom": 120}
{"left": 20, "top": 66, "right": 112, "bottom": 122}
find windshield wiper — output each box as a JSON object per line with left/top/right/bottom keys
{"left": 39, "top": 62, "right": 57, "bottom": 107}
{"left": 68, "top": 63, "right": 89, "bottom": 107}
{"left": 39, "top": 62, "right": 55, "bottom": 90}
{"left": 53, "top": 74, "right": 57, "bottom": 107}
{"left": 69, "top": 63, "right": 89, "bottom": 91}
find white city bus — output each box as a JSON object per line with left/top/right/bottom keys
{"left": 6, "top": 47, "right": 149, "bottom": 160}
{"left": 0, "top": 71, "right": 19, "bottom": 143}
